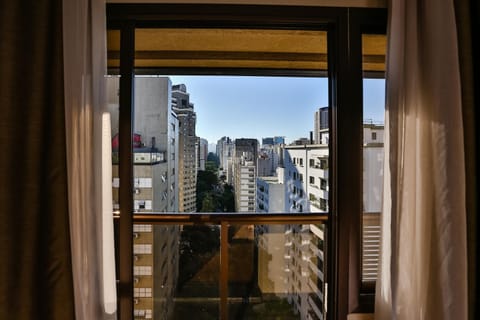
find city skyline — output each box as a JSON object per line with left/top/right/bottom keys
{"left": 168, "top": 75, "right": 386, "bottom": 145}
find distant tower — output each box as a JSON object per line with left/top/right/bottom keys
{"left": 172, "top": 84, "right": 197, "bottom": 213}
{"left": 233, "top": 138, "right": 259, "bottom": 212}
{"left": 314, "top": 107, "right": 329, "bottom": 144}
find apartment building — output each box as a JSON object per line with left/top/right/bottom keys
{"left": 254, "top": 123, "right": 383, "bottom": 319}
{"left": 233, "top": 139, "right": 259, "bottom": 212}
{"left": 172, "top": 84, "right": 197, "bottom": 213}
{"left": 108, "top": 77, "right": 180, "bottom": 320}
{"left": 217, "top": 136, "right": 234, "bottom": 184}
{"left": 196, "top": 137, "right": 208, "bottom": 172}
{"left": 234, "top": 158, "right": 256, "bottom": 212}
{"left": 257, "top": 144, "right": 283, "bottom": 177}
{"left": 262, "top": 136, "right": 285, "bottom": 146}
{"left": 256, "top": 172, "right": 288, "bottom": 296}
{"left": 284, "top": 145, "right": 329, "bottom": 214}
{"left": 314, "top": 107, "right": 329, "bottom": 145}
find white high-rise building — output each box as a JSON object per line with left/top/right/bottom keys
{"left": 314, "top": 107, "right": 329, "bottom": 144}
{"left": 107, "top": 76, "right": 180, "bottom": 320}
{"left": 362, "top": 123, "right": 384, "bottom": 282}
{"left": 284, "top": 145, "right": 329, "bottom": 214}
{"left": 257, "top": 145, "right": 281, "bottom": 177}
{"left": 234, "top": 157, "right": 256, "bottom": 212}
{"left": 233, "top": 139, "right": 258, "bottom": 212}
{"left": 172, "top": 84, "right": 197, "bottom": 213}
{"left": 217, "top": 137, "right": 234, "bottom": 184}
{"left": 196, "top": 137, "right": 208, "bottom": 171}
{"left": 283, "top": 144, "right": 328, "bottom": 320}
{"left": 256, "top": 171, "right": 288, "bottom": 296}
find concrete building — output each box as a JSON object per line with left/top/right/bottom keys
{"left": 362, "top": 123, "right": 384, "bottom": 282}
{"left": 256, "top": 170, "right": 285, "bottom": 214}
{"left": 233, "top": 139, "right": 259, "bottom": 212}
{"left": 284, "top": 145, "right": 329, "bottom": 214}
{"left": 108, "top": 76, "right": 180, "bottom": 320}
{"left": 196, "top": 137, "right": 208, "bottom": 172}
{"left": 256, "top": 173, "right": 288, "bottom": 296}
{"left": 217, "top": 136, "right": 234, "bottom": 184}
{"left": 281, "top": 124, "right": 384, "bottom": 319}
{"left": 282, "top": 145, "right": 329, "bottom": 319}
{"left": 314, "top": 107, "right": 329, "bottom": 145}
{"left": 257, "top": 144, "right": 282, "bottom": 177}
{"left": 284, "top": 223, "right": 326, "bottom": 320}
{"left": 255, "top": 164, "right": 327, "bottom": 320}
{"left": 234, "top": 138, "right": 259, "bottom": 164}
{"left": 234, "top": 158, "right": 256, "bottom": 212}
{"left": 262, "top": 136, "right": 286, "bottom": 147}
{"left": 172, "top": 84, "right": 197, "bottom": 213}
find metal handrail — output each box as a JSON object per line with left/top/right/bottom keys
{"left": 113, "top": 211, "right": 328, "bottom": 225}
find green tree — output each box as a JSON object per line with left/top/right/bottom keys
{"left": 219, "top": 183, "right": 235, "bottom": 212}
{"left": 201, "top": 192, "right": 217, "bottom": 212}
{"left": 207, "top": 152, "right": 220, "bottom": 166}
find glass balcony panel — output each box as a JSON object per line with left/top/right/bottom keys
{"left": 228, "top": 223, "right": 327, "bottom": 320}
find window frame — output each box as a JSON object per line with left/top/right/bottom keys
{"left": 107, "top": 4, "right": 387, "bottom": 320}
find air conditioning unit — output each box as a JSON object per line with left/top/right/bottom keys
{"left": 134, "top": 299, "right": 139, "bottom": 305}
{"left": 133, "top": 233, "right": 139, "bottom": 239}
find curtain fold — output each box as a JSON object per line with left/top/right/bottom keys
{"left": 0, "top": 0, "right": 76, "bottom": 319}
{"left": 453, "top": 1, "right": 479, "bottom": 319}
{"left": 375, "top": 0, "right": 468, "bottom": 319}
{"left": 63, "top": 0, "right": 116, "bottom": 319}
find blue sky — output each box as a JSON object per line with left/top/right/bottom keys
{"left": 169, "top": 76, "right": 385, "bottom": 145}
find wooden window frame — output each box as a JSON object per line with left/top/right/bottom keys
{"left": 107, "top": 4, "right": 386, "bottom": 320}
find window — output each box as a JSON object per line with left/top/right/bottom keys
{"left": 310, "top": 176, "right": 315, "bottom": 184}
{"left": 108, "top": 4, "right": 386, "bottom": 319}
{"left": 320, "top": 179, "right": 327, "bottom": 191}
{"left": 362, "top": 32, "right": 386, "bottom": 288}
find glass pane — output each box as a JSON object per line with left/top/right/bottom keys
{"left": 110, "top": 25, "right": 331, "bottom": 319}
{"left": 132, "top": 224, "right": 220, "bottom": 320}
{"left": 115, "top": 74, "right": 329, "bottom": 216}
{"left": 228, "top": 223, "right": 327, "bottom": 320}
{"left": 362, "top": 34, "right": 386, "bottom": 283}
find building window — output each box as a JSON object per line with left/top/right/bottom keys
{"left": 371, "top": 132, "right": 377, "bottom": 140}
{"left": 309, "top": 176, "right": 315, "bottom": 184}
{"left": 320, "top": 179, "right": 327, "bottom": 191}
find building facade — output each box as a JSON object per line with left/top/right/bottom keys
{"left": 172, "top": 84, "right": 197, "bottom": 213}
{"left": 108, "top": 76, "right": 180, "bottom": 320}
{"left": 314, "top": 107, "right": 329, "bottom": 145}
{"left": 217, "top": 136, "right": 234, "bottom": 184}
{"left": 233, "top": 139, "right": 259, "bottom": 212}
{"left": 196, "top": 137, "right": 208, "bottom": 172}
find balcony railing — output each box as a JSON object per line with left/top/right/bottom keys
{"left": 362, "top": 212, "right": 381, "bottom": 282}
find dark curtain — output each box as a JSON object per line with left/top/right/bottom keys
{"left": 0, "top": 0, "right": 75, "bottom": 319}
{"left": 454, "top": 0, "right": 480, "bottom": 320}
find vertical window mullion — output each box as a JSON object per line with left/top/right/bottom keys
{"left": 220, "top": 221, "right": 229, "bottom": 319}
{"left": 118, "top": 20, "right": 135, "bottom": 320}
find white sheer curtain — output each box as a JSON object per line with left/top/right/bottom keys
{"left": 63, "top": 0, "right": 117, "bottom": 319}
{"left": 375, "top": 0, "right": 468, "bottom": 319}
